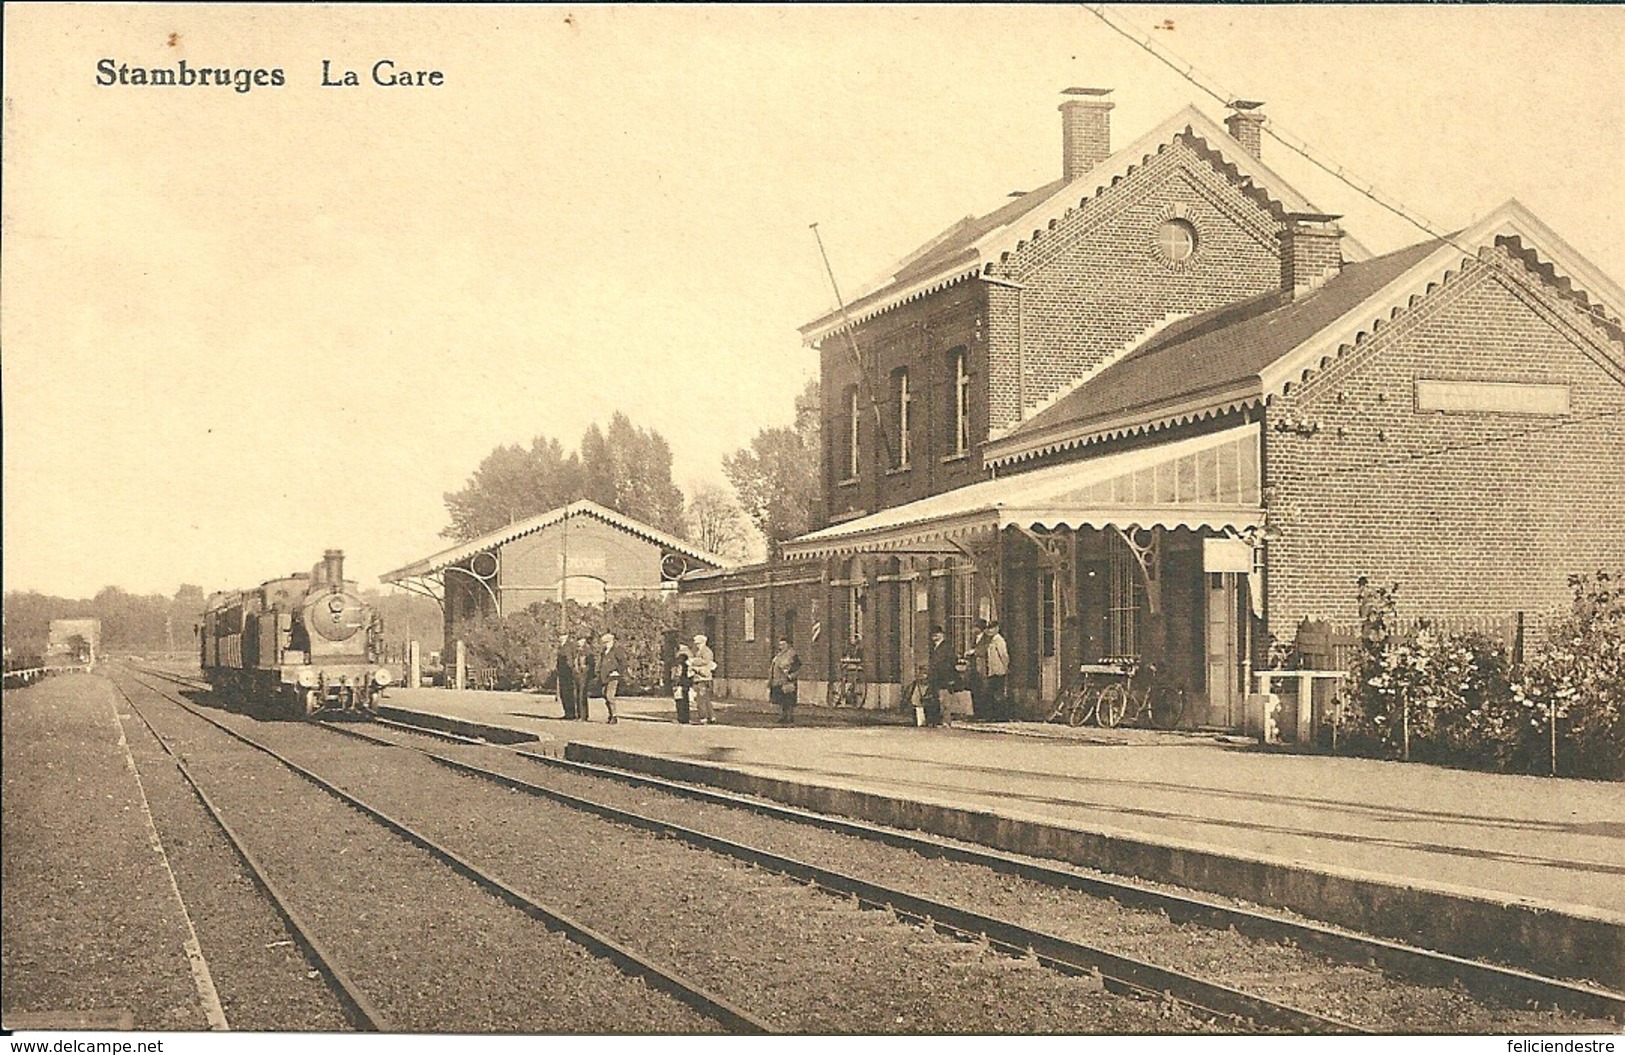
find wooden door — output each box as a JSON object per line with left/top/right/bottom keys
{"left": 1205, "top": 573, "right": 1239, "bottom": 727}
{"left": 1039, "top": 570, "right": 1061, "bottom": 703}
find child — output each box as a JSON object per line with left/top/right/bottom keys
{"left": 671, "top": 644, "right": 693, "bottom": 725}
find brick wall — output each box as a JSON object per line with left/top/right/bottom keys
{"left": 990, "top": 136, "right": 1283, "bottom": 431}
{"left": 679, "top": 567, "right": 830, "bottom": 689}
{"left": 820, "top": 282, "right": 989, "bottom": 521}
{"left": 1264, "top": 249, "right": 1625, "bottom": 638}
{"left": 818, "top": 134, "right": 1286, "bottom": 519}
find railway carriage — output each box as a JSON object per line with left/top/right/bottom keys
{"left": 200, "top": 549, "right": 392, "bottom": 716}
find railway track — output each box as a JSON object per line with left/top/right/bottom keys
{"left": 503, "top": 736, "right": 1625, "bottom": 1023}
{"left": 116, "top": 667, "right": 1266, "bottom": 1032}
{"left": 113, "top": 667, "right": 762, "bottom": 1033}
{"left": 109, "top": 678, "right": 389, "bottom": 1031}
{"left": 127, "top": 664, "right": 1624, "bottom": 1030}
{"left": 336, "top": 715, "right": 1367, "bottom": 1032}
{"left": 354, "top": 712, "right": 1625, "bottom": 1030}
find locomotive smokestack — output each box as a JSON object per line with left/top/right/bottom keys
{"left": 323, "top": 549, "right": 346, "bottom": 586}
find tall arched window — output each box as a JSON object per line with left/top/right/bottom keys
{"left": 947, "top": 347, "right": 970, "bottom": 456}
{"left": 845, "top": 384, "right": 861, "bottom": 480}
{"left": 891, "top": 367, "right": 911, "bottom": 468}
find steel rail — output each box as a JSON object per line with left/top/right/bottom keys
{"left": 365, "top": 712, "right": 1625, "bottom": 1024}
{"left": 523, "top": 750, "right": 1625, "bottom": 1023}
{"left": 122, "top": 669, "right": 773, "bottom": 1035}
{"left": 145, "top": 664, "right": 1625, "bottom": 1022}
{"left": 322, "top": 719, "right": 1364, "bottom": 1033}
{"left": 110, "top": 676, "right": 390, "bottom": 1031}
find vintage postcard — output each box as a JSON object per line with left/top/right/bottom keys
{"left": 4, "top": 5, "right": 1622, "bottom": 1048}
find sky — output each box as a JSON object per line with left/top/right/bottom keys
{"left": 4, "top": 4, "right": 1622, "bottom": 600}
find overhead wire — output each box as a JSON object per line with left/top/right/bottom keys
{"left": 1083, "top": 4, "right": 1621, "bottom": 331}
{"left": 1280, "top": 407, "right": 1625, "bottom": 485}
{"left": 810, "top": 222, "right": 898, "bottom": 470}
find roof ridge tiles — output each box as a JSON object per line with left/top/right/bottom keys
{"left": 801, "top": 102, "right": 1330, "bottom": 343}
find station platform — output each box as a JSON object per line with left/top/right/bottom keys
{"left": 378, "top": 686, "right": 1625, "bottom": 987}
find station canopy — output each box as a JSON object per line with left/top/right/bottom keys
{"left": 781, "top": 422, "right": 1262, "bottom": 560}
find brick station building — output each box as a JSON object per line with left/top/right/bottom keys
{"left": 680, "top": 90, "right": 1625, "bottom": 728}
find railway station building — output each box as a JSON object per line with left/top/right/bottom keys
{"left": 382, "top": 500, "right": 732, "bottom": 648}
{"left": 678, "top": 90, "right": 1625, "bottom": 728}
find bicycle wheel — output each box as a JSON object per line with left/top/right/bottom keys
{"left": 1096, "top": 684, "right": 1129, "bottom": 727}
{"left": 827, "top": 680, "right": 844, "bottom": 707}
{"left": 1149, "top": 684, "right": 1186, "bottom": 730}
{"left": 1064, "top": 687, "right": 1092, "bottom": 727}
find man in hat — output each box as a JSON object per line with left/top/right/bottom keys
{"left": 598, "top": 632, "right": 626, "bottom": 724}
{"left": 925, "top": 624, "right": 958, "bottom": 728}
{"left": 984, "top": 619, "right": 1009, "bottom": 719}
{"left": 573, "top": 634, "right": 593, "bottom": 720}
{"left": 768, "top": 636, "right": 802, "bottom": 725}
{"left": 690, "top": 633, "right": 716, "bottom": 724}
{"left": 969, "top": 618, "right": 991, "bottom": 719}
{"left": 554, "top": 631, "right": 578, "bottom": 720}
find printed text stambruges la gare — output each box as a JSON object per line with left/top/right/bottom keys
{"left": 95, "top": 58, "right": 444, "bottom": 93}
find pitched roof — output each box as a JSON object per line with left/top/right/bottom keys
{"left": 985, "top": 239, "right": 1444, "bottom": 463}
{"left": 984, "top": 200, "right": 1625, "bottom": 468}
{"left": 800, "top": 105, "right": 1337, "bottom": 343}
{"left": 380, "top": 500, "right": 733, "bottom": 582}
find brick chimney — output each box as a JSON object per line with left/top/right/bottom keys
{"left": 1060, "top": 87, "right": 1114, "bottom": 181}
{"left": 1225, "top": 100, "right": 1266, "bottom": 160}
{"left": 1280, "top": 212, "right": 1344, "bottom": 298}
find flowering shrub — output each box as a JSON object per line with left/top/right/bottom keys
{"left": 1334, "top": 574, "right": 1624, "bottom": 778}
{"left": 460, "top": 595, "right": 678, "bottom": 693}
{"left": 1511, "top": 572, "right": 1625, "bottom": 780}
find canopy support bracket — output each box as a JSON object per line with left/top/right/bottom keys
{"left": 1112, "top": 525, "right": 1161, "bottom": 615}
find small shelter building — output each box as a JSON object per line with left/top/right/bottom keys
{"left": 382, "top": 500, "right": 732, "bottom": 647}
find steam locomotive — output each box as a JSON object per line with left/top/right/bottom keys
{"left": 200, "top": 549, "right": 392, "bottom": 716}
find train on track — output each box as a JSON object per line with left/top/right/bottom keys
{"left": 200, "top": 549, "right": 392, "bottom": 717}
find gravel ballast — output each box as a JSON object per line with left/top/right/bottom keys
{"left": 369, "top": 721, "right": 1618, "bottom": 1034}
{"left": 117, "top": 674, "right": 722, "bottom": 1033}
{"left": 113, "top": 690, "right": 354, "bottom": 1030}
{"left": 3, "top": 676, "right": 211, "bottom": 1029}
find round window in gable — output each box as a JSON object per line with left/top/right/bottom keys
{"left": 1155, "top": 218, "right": 1198, "bottom": 264}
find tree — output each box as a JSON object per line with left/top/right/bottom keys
{"left": 724, "top": 378, "right": 821, "bottom": 557}
{"left": 580, "top": 413, "right": 687, "bottom": 536}
{"left": 685, "top": 482, "right": 754, "bottom": 562}
{"left": 442, "top": 415, "right": 688, "bottom": 543}
{"left": 441, "top": 435, "right": 583, "bottom": 542}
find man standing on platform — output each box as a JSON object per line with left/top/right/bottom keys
{"left": 598, "top": 632, "right": 626, "bottom": 724}
{"left": 671, "top": 643, "right": 693, "bottom": 725}
{"left": 691, "top": 634, "right": 716, "bottom": 724}
{"left": 984, "top": 620, "right": 1009, "bottom": 719}
{"left": 574, "top": 634, "right": 593, "bottom": 721}
{"left": 555, "top": 631, "right": 578, "bottom": 720}
{"left": 925, "top": 625, "right": 958, "bottom": 728}
{"left": 768, "top": 636, "right": 801, "bottom": 725}
{"left": 969, "top": 618, "right": 991, "bottom": 718}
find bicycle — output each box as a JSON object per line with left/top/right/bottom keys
{"left": 1095, "top": 661, "right": 1188, "bottom": 730}
{"left": 828, "top": 657, "right": 868, "bottom": 709}
{"left": 1046, "top": 661, "right": 1132, "bottom": 727}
